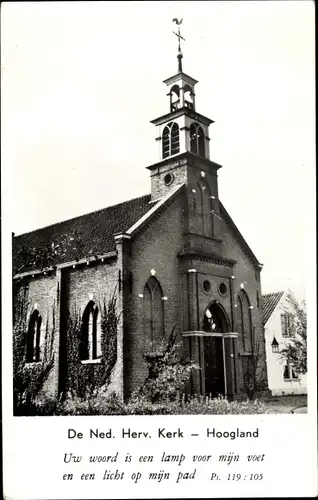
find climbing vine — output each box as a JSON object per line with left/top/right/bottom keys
{"left": 13, "top": 283, "right": 56, "bottom": 414}
{"left": 65, "top": 292, "right": 119, "bottom": 399}
{"left": 13, "top": 283, "right": 29, "bottom": 411}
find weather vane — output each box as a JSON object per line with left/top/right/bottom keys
{"left": 173, "top": 18, "right": 185, "bottom": 72}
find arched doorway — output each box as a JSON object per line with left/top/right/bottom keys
{"left": 203, "top": 302, "right": 230, "bottom": 397}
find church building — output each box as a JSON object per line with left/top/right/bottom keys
{"left": 13, "top": 28, "right": 268, "bottom": 404}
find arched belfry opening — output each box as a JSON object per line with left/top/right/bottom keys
{"left": 190, "top": 122, "right": 205, "bottom": 157}
{"left": 162, "top": 122, "right": 180, "bottom": 159}
{"left": 184, "top": 84, "right": 194, "bottom": 109}
{"left": 170, "top": 85, "right": 180, "bottom": 112}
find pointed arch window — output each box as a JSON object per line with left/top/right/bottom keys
{"left": 143, "top": 276, "right": 164, "bottom": 346}
{"left": 190, "top": 122, "right": 205, "bottom": 157}
{"left": 26, "top": 309, "right": 42, "bottom": 362}
{"left": 162, "top": 122, "right": 180, "bottom": 159}
{"left": 194, "top": 179, "right": 213, "bottom": 236}
{"left": 236, "top": 290, "right": 253, "bottom": 352}
{"left": 80, "top": 301, "right": 101, "bottom": 361}
{"left": 203, "top": 304, "right": 228, "bottom": 333}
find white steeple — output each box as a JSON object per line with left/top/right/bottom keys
{"left": 150, "top": 19, "right": 214, "bottom": 162}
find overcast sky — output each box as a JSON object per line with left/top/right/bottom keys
{"left": 2, "top": 1, "right": 315, "bottom": 299}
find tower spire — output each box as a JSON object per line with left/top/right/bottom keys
{"left": 173, "top": 18, "right": 185, "bottom": 73}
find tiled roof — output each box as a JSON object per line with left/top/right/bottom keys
{"left": 13, "top": 194, "right": 157, "bottom": 274}
{"left": 262, "top": 291, "right": 284, "bottom": 326}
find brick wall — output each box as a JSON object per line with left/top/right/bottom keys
{"left": 60, "top": 258, "right": 122, "bottom": 397}
{"left": 124, "top": 193, "right": 185, "bottom": 397}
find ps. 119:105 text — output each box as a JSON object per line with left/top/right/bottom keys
{"left": 227, "top": 473, "right": 263, "bottom": 481}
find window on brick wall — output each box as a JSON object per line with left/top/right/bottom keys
{"left": 237, "top": 290, "right": 253, "bottom": 352}
{"left": 194, "top": 179, "right": 214, "bottom": 237}
{"left": 143, "top": 276, "right": 164, "bottom": 347}
{"left": 281, "top": 313, "right": 294, "bottom": 338}
{"left": 26, "top": 309, "right": 42, "bottom": 362}
{"left": 80, "top": 301, "right": 101, "bottom": 361}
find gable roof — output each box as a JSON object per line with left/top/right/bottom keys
{"left": 126, "top": 183, "right": 184, "bottom": 236}
{"left": 13, "top": 194, "right": 158, "bottom": 274}
{"left": 219, "top": 202, "right": 261, "bottom": 267}
{"left": 262, "top": 291, "right": 284, "bottom": 326}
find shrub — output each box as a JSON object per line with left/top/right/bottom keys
{"left": 54, "top": 389, "right": 126, "bottom": 416}
{"left": 26, "top": 390, "right": 266, "bottom": 416}
{"left": 241, "top": 339, "right": 268, "bottom": 400}
{"left": 125, "top": 394, "right": 178, "bottom": 415}
{"left": 136, "top": 327, "right": 197, "bottom": 404}
{"left": 123, "top": 393, "right": 265, "bottom": 415}
{"left": 29, "top": 395, "right": 57, "bottom": 416}
{"left": 178, "top": 394, "right": 266, "bottom": 415}
{"left": 280, "top": 291, "right": 307, "bottom": 375}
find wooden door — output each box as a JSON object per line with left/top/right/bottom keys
{"left": 204, "top": 336, "right": 225, "bottom": 397}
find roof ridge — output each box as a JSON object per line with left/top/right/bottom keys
{"left": 126, "top": 183, "right": 185, "bottom": 236}
{"left": 14, "top": 193, "right": 152, "bottom": 238}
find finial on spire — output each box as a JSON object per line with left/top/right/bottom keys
{"left": 173, "top": 18, "right": 185, "bottom": 73}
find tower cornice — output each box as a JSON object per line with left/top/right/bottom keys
{"left": 145, "top": 151, "right": 222, "bottom": 172}
{"left": 150, "top": 107, "right": 214, "bottom": 126}
{"left": 163, "top": 72, "right": 198, "bottom": 87}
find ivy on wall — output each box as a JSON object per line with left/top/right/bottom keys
{"left": 64, "top": 292, "right": 119, "bottom": 400}
{"left": 13, "top": 283, "right": 56, "bottom": 414}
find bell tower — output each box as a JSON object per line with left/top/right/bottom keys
{"left": 154, "top": 71, "right": 213, "bottom": 161}
{"left": 146, "top": 19, "right": 223, "bottom": 251}
{"left": 151, "top": 19, "right": 212, "bottom": 162}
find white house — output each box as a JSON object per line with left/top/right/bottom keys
{"left": 262, "top": 291, "right": 307, "bottom": 396}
